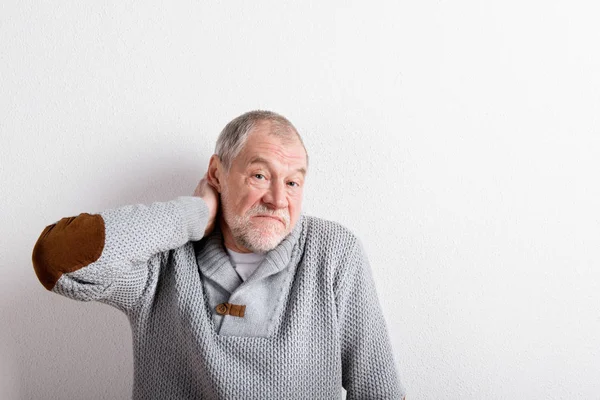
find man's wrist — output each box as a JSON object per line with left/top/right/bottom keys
{"left": 175, "top": 196, "right": 210, "bottom": 241}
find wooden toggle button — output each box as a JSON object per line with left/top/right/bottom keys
{"left": 215, "top": 302, "right": 246, "bottom": 317}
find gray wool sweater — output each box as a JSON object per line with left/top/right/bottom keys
{"left": 38, "top": 196, "right": 406, "bottom": 399}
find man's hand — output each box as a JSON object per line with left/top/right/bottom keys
{"left": 192, "top": 172, "right": 219, "bottom": 237}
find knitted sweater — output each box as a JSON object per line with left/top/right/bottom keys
{"left": 31, "top": 196, "right": 406, "bottom": 399}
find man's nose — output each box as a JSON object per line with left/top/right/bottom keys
{"left": 263, "top": 180, "right": 288, "bottom": 209}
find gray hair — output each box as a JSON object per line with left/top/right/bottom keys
{"left": 214, "top": 110, "right": 309, "bottom": 173}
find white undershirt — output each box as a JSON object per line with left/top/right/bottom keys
{"left": 225, "top": 248, "right": 267, "bottom": 281}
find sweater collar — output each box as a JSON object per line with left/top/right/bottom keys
{"left": 194, "top": 215, "right": 305, "bottom": 293}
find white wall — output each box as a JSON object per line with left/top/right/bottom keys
{"left": 1, "top": 1, "right": 599, "bottom": 399}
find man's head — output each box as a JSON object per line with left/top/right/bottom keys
{"left": 207, "top": 110, "right": 308, "bottom": 254}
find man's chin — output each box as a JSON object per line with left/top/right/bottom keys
{"left": 250, "top": 219, "right": 288, "bottom": 235}
{"left": 244, "top": 231, "right": 287, "bottom": 254}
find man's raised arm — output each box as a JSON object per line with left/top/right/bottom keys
{"left": 31, "top": 175, "right": 218, "bottom": 313}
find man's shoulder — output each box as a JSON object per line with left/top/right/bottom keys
{"left": 300, "top": 214, "right": 360, "bottom": 248}
{"left": 298, "top": 215, "right": 366, "bottom": 279}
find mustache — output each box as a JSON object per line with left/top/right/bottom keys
{"left": 247, "top": 206, "right": 290, "bottom": 224}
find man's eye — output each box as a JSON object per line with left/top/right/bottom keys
{"left": 254, "top": 174, "right": 265, "bottom": 180}
{"left": 288, "top": 181, "right": 299, "bottom": 187}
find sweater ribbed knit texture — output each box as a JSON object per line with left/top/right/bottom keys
{"left": 50, "top": 196, "right": 405, "bottom": 399}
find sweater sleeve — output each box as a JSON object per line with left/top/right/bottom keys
{"left": 31, "top": 196, "right": 209, "bottom": 313}
{"left": 336, "top": 237, "right": 407, "bottom": 400}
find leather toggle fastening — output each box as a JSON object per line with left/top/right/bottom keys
{"left": 215, "top": 302, "right": 246, "bottom": 317}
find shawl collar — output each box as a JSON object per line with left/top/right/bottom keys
{"left": 195, "top": 215, "right": 305, "bottom": 294}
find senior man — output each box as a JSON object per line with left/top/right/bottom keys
{"left": 31, "top": 110, "right": 406, "bottom": 399}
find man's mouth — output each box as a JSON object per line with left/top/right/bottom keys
{"left": 253, "top": 215, "right": 284, "bottom": 224}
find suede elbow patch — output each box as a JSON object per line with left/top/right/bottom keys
{"left": 32, "top": 213, "right": 105, "bottom": 290}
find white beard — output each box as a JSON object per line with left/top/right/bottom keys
{"left": 220, "top": 184, "right": 291, "bottom": 254}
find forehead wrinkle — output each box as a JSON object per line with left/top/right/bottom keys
{"left": 236, "top": 130, "right": 307, "bottom": 175}
{"left": 251, "top": 139, "right": 304, "bottom": 158}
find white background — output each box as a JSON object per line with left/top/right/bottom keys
{"left": 1, "top": 1, "right": 599, "bottom": 399}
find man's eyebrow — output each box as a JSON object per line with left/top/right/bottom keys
{"left": 246, "top": 156, "right": 306, "bottom": 176}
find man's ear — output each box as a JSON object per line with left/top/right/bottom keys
{"left": 207, "top": 154, "right": 224, "bottom": 193}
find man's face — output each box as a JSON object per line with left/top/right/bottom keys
{"left": 217, "top": 121, "right": 307, "bottom": 254}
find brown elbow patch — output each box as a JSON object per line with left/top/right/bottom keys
{"left": 32, "top": 213, "right": 105, "bottom": 291}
